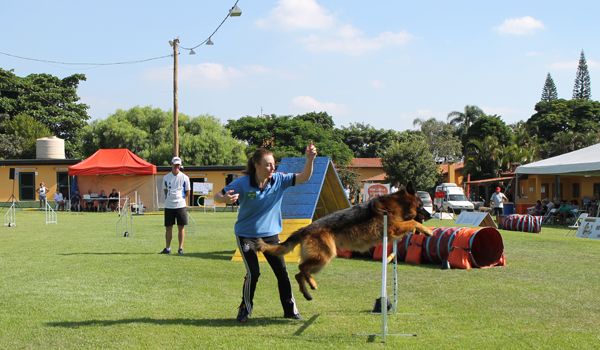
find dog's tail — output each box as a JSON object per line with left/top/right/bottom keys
{"left": 258, "top": 227, "right": 309, "bottom": 256}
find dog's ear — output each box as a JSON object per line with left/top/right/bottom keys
{"left": 406, "top": 182, "right": 415, "bottom": 195}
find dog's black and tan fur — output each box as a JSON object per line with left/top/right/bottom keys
{"left": 258, "top": 183, "right": 432, "bottom": 301}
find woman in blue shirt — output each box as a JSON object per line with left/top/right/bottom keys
{"left": 215, "top": 143, "right": 317, "bottom": 323}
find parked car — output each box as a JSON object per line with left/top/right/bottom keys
{"left": 433, "top": 183, "right": 474, "bottom": 214}
{"left": 416, "top": 191, "right": 433, "bottom": 214}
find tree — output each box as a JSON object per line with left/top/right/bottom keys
{"left": 541, "top": 73, "right": 558, "bottom": 101}
{"left": 0, "top": 68, "right": 90, "bottom": 157}
{"left": 82, "top": 106, "right": 246, "bottom": 165}
{"left": 572, "top": 50, "right": 591, "bottom": 100}
{"left": 339, "top": 123, "right": 404, "bottom": 158}
{"left": 412, "top": 117, "right": 462, "bottom": 162}
{"left": 227, "top": 113, "right": 354, "bottom": 165}
{"left": 381, "top": 134, "right": 438, "bottom": 190}
{"left": 447, "top": 105, "right": 484, "bottom": 135}
{"left": 527, "top": 99, "right": 600, "bottom": 157}
{"left": 465, "top": 114, "right": 512, "bottom": 146}
{"left": 1, "top": 114, "right": 52, "bottom": 158}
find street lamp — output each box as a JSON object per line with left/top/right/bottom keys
{"left": 170, "top": 4, "right": 242, "bottom": 158}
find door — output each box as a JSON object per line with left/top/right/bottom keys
{"left": 19, "top": 172, "right": 35, "bottom": 200}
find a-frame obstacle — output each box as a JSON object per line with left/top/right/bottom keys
{"left": 232, "top": 156, "right": 350, "bottom": 262}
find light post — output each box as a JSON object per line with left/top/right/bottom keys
{"left": 169, "top": 3, "right": 242, "bottom": 158}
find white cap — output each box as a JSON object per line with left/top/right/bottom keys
{"left": 171, "top": 156, "right": 182, "bottom": 165}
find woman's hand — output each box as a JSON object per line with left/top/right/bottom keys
{"left": 305, "top": 142, "right": 317, "bottom": 160}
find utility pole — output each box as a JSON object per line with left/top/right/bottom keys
{"left": 170, "top": 38, "right": 180, "bottom": 157}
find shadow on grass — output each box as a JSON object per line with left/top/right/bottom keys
{"left": 59, "top": 252, "right": 156, "bottom": 256}
{"left": 47, "top": 316, "right": 291, "bottom": 328}
{"left": 182, "top": 250, "right": 236, "bottom": 261}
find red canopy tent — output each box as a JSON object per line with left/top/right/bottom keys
{"left": 68, "top": 149, "right": 156, "bottom": 176}
{"left": 68, "top": 149, "right": 158, "bottom": 211}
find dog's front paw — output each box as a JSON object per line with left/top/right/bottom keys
{"left": 417, "top": 225, "right": 433, "bottom": 236}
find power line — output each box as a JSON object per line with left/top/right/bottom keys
{"left": 180, "top": 0, "right": 241, "bottom": 51}
{"left": 0, "top": 0, "right": 242, "bottom": 66}
{"left": 0, "top": 51, "right": 172, "bottom": 67}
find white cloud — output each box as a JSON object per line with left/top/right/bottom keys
{"left": 143, "top": 63, "right": 269, "bottom": 88}
{"left": 370, "top": 79, "right": 385, "bottom": 89}
{"left": 256, "top": 0, "right": 334, "bottom": 30}
{"left": 548, "top": 59, "right": 599, "bottom": 70}
{"left": 495, "top": 16, "right": 544, "bottom": 35}
{"left": 291, "top": 95, "right": 347, "bottom": 115}
{"left": 302, "top": 25, "right": 412, "bottom": 55}
{"left": 526, "top": 51, "right": 542, "bottom": 57}
{"left": 416, "top": 109, "right": 435, "bottom": 117}
{"left": 258, "top": 0, "right": 412, "bottom": 55}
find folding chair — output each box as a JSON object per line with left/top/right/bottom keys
{"left": 566, "top": 213, "right": 588, "bottom": 236}
{"left": 542, "top": 208, "right": 557, "bottom": 224}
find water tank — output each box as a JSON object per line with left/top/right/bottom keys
{"left": 36, "top": 136, "right": 66, "bottom": 159}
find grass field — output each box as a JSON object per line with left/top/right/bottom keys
{"left": 1, "top": 210, "right": 600, "bottom": 349}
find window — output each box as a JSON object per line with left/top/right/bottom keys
{"left": 594, "top": 183, "right": 600, "bottom": 199}
{"left": 57, "top": 172, "right": 69, "bottom": 198}
{"left": 572, "top": 183, "right": 580, "bottom": 198}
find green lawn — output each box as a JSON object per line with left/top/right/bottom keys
{"left": 1, "top": 211, "right": 599, "bottom": 349}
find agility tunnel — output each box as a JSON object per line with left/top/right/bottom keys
{"left": 384, "top": 227, "right": 505, "bottom": 269}
{"left": 500, "top": 214, "right": 543, "bottom": 233}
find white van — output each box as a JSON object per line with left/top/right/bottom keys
{"left": 434, "top": 183, "right": 474, "bottom": 214}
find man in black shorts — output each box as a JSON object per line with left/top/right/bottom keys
{"left": 160, "top": 156, "right": 191, "bottom": 255}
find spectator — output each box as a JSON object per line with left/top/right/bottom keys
{"left": 557, "top": 200, "right": 573, "bottom": 225}
{"left": 36, "top": 182, "right": 47, "bottom": 209}
{"left": 71, "top": 190, "right": 81, "bottom": 212}
{"left": 490, "top": 187, "right": 508, "bottom": 222}
{"left": 533, "top": 200, "right": 544, "bottom": 216}
{"left": 343, "top": 185, "right": 351, "bottom": 200}
{"left": 84, "top": 190, "right": 95, "bottom": 211}
{"left": 54, "top": 191, "right": 65, "bottom": 211}
{"left": 108, "top": 188, "right": 119, "bottom": 211}
{"left": 98, "top": 190, "right": 108, "bottom": 212}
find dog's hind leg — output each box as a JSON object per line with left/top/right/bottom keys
{"left": 295, "top": 272, "right": 312, "bottom": 301}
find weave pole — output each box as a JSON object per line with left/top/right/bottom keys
{"left": 3, "top": 201, "right": 16, "bottom": 227}
{"left": 355, "top": 213, "right": 416, "bottom": 342}
{"left": 45, "top": 201, "right": 57, "bottom": 224}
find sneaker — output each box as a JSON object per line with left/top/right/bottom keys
{"left": 178, "top": 248, "right": 184, "bottom": 256}
{"left": 159, "top": 248, "right": 171, "bottom": 254}
{"left": 237, "top": 303, "right": 249, "bottom": 323}
{"left": 284, "top": 313, "right": 302, "bottom": 320}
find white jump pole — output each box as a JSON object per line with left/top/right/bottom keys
{"left": 355, "top": 213, "right": 416, "bottom": 342}
{"left": 380, "top": 214, "right": 389, "bottom": 341}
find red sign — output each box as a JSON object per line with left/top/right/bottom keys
{"left": 434, "top": 191, "right": 445, "bottom": 199}
{"left": 367, "top": 184, "right": 388, "bottom": 199}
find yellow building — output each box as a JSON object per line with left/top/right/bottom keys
{"left": 0, "top": 159, "right": 80, "bottom": 204}
{"left": 515, "top": 143, "right": 600, "bottom": 214}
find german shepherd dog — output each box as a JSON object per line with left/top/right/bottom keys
{"left": 258, "top": 183, "right": 432, "bottom": 301}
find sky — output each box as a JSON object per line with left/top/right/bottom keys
{"left": 1, "top": 0, "right": 598, "bottom": 131}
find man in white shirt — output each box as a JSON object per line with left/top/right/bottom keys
{"left": 490, "top": 186, "right": 509, "bottom": 222}
{"left": 160, "top": 156, "right": 191, "bottom": 255}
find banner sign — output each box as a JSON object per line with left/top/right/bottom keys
{"left": 193, "top": 182, "right": 213, "bottom": 195}
{"left": 576, "top": 217, "right": 600, "bottom": 239}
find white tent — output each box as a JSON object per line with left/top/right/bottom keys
{"left": 516, "top": 143, "right": 600, "bottom": 176}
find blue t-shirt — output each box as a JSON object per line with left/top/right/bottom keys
{"left": 224, "top": 172, "right": 295, "bottom": 237}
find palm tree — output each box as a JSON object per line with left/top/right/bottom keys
{"left": 447, "top": 105, "right": 485, "bottom": 135}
